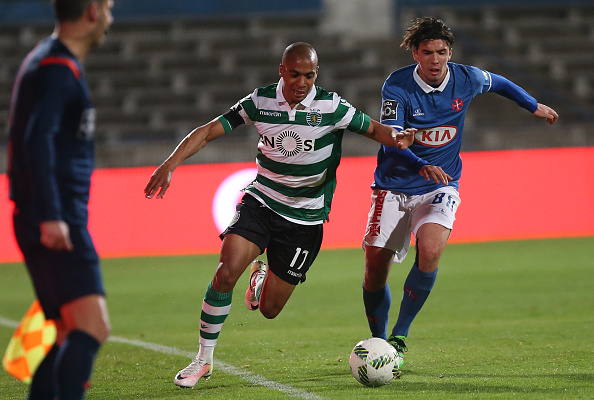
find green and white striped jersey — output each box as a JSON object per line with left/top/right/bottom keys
{"left": 218, "top": 79, "right": 371, "bottom": 225}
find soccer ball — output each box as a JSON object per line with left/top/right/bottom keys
{"left": 349, "top": 337, "right": 401, "bottom": 387}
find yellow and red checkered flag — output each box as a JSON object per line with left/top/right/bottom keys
{"left": 2, "top": 300, "right": 56, "bottom": 383}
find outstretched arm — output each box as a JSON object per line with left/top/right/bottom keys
{"left": 490, "top": 73, "right": 559, "bottom": 125}
{"left": 533, "top": 103, "right": 559, "bottom": 125}
{"left": 370, "top": 120, "right": 452, "bottom": 185}
{"left": 144, "top": 118, "right": 226, "bottom": 199}
{"left": 363, "top": 119, "right": 416, "bottom": 149}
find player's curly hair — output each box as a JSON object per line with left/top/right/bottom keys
{"left": 400, "top": 17, "right": 454, "bottom": 51}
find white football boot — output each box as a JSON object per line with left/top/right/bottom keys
{"left": 174, "top": 355, "right": 213, "bottom": 388}
{"left": 245, "top": 260, "right": 267, "bottom": 310}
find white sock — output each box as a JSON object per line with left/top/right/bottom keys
{"left": 197, "top": 344, "right": 214, "bottom": 363}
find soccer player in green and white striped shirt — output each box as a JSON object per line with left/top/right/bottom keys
{"left": 144, "top": 42, "right": 450, "bottom": 388}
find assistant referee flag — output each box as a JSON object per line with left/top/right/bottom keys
{"left": 2, "top": 300, "right": 56, "bottom": 383}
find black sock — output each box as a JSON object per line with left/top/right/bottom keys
{"left": 28, "top": 344, "right": 60, "bottom": 400}
{"left": 55, "top": 330, "right": 101, "bottom": 400}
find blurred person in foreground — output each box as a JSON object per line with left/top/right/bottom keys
{"left": 7, "top": 0, "right": 114, "bottom": 398}
{"left": 144, "top": 42, "right": 451, "bottom": 387}
{"left": 361, "top": 16, "right": 559, "bottom": 370}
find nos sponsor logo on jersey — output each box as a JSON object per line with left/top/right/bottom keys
{"left": 415, "top": 125, "right": 458, "bottom": 147}
{"left": 260, "top": 130, "right": 315, "bottom": 156}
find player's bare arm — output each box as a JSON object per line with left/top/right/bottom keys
{"left": 533, "top": 103, "right": 559, "bottom": 125}
{"left": 144, "top": 118, "right": 226, "bottom": 199}
{"left": 366, "top": 120, "right": 451, "bottom": 185}
{"left": 364, "top": 119, "right": 417, "bottom": 149}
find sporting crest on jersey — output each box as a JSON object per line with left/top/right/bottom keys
{"left": 452, "top": 98, "right": 463, "bottom": 112}
{"left": 381, "top": 100, "right": 397, "bottom": 121}
{"left": 415, "top": 125, "right": 458, "bottom": 147}
{"left": 306, "top": 110, "right": 322, "bottom": 126}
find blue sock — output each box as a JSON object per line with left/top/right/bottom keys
{"left": 392, "top": 263, "right": 438, "bottom": 338}
{"left": 28, "top": 344, "right": 59, "bottom": 400}
{"left": 363, "top": 284, "right": 391, "bottom": 339}
{"left": 55, "top": 330, "right": 101, "bottom": 400}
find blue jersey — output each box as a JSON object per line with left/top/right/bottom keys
{"left": 373, "top": 62, "right": 536, "bottom": 195}
{"left": 8, "top": 37, "right": 96, "bottom": 226}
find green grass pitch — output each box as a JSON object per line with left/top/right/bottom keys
{"left": 1, "top": 237, "right": 593, "bottom": 399}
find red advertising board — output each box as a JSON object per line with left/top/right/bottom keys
{"left": 0, "top": 147, "right": 592, "bottom": 263}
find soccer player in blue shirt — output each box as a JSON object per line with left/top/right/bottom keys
{"left": 7, "top": 0, "right": 114, "bottom": 398}
{"left": 361, "top": 17, "right": 558, "bottom": 370}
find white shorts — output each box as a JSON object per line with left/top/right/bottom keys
{"left": 362, "top": 186, "right": 461, "bottom": 263}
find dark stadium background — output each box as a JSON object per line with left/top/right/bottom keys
{"left": 1, "top": 0, "right": 593, "bottom": 171}
{"left": 0, "top": 0, "right": 592, "bottom": 262}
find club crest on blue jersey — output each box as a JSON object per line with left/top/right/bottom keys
{"left": 381, "top": 100, "right": 397, "bottom": 121}
{"left": 306, "top": 111, "right": 322, "bottom": 126}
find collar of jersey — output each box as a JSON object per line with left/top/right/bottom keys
{"left": 276, "top": 78, "right": 315, "bottom": 109}
{"left": 413, "top": 64, "right": 450, "bottom": 93}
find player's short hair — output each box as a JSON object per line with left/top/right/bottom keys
{"left": 51, "top": 0, "right": 102, "bottom": 22}
{"left": 282, "top": 42, "right": 318, "bottom": 66}
{"left": 401, "top": 17, "right": 454, "bottom": 51}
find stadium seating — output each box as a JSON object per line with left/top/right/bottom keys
{"left": 0, "top": 4, "right": 592, "bottom": 171}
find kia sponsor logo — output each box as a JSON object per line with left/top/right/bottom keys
{"left": 415, "top": 126, "right": 458, "bottom": 147}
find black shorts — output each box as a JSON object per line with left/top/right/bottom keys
{"left": 13, "top": 208, "right": 105, "bottom": 320}
{"left": 221, "top": 194, "right": 323, "bottom": 285}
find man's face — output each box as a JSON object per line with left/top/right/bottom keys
{"left": 412, "top": 39, "right": 452, "bottom": 85}
{"left": 279, "top": 55, "right": 318, "bottom": 108}
{"left": 90, "top": 0, "right": 114, "bottom": 48}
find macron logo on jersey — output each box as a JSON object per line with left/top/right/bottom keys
{"left": 415, "top": 126, "right": 458, "bottom": 147}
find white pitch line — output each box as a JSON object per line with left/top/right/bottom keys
{"left": 0, "top": 317, "right": 18, "bottom": 329}
{"left": 0, "top": 317, "right": 325, "bottom": 400}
